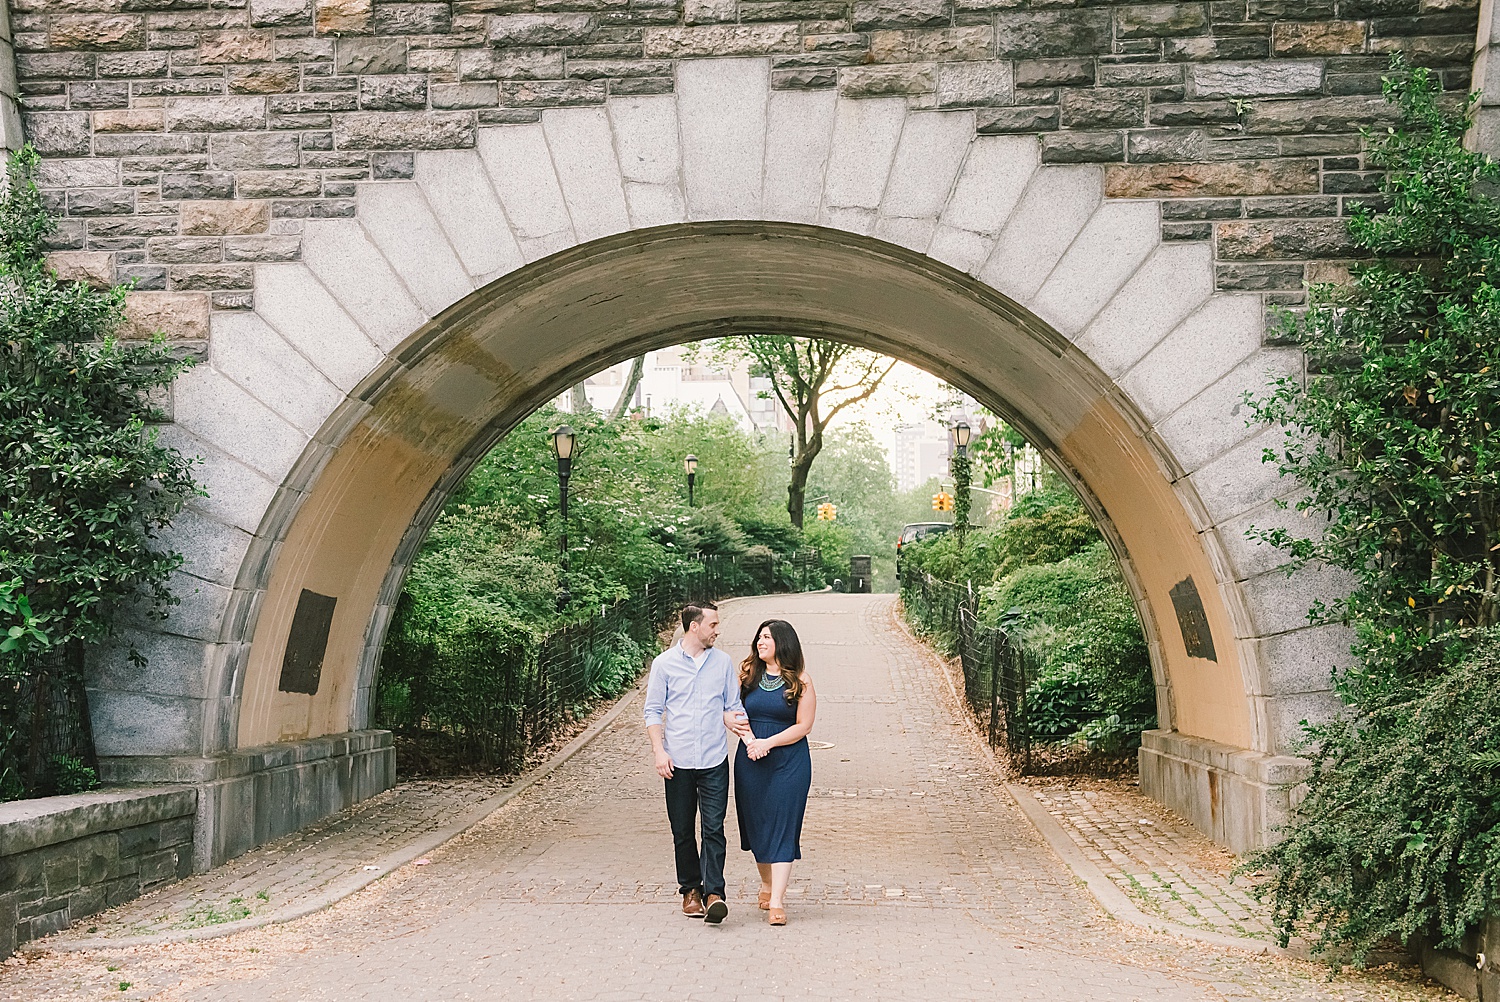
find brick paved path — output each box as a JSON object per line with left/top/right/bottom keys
{"left": 1, "top": 595, "right": 1446, "bottom": 1001}
{"left": 1022, "top": 778, "right": 1274, "bottom": 942}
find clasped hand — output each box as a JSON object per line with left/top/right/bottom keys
{"left": 723, "top": 709, "right": 752, "bottom": 739}
{"left": 743, "top": 737, "right": 773, "bottom": 761}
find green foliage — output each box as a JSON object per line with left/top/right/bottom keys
{"left": 1245, "top": 60, "right": 1500, "bottom": 704}
{"left": 0, "top": 146, "right": 201, "bottom": 650}
{"left": 1250, "top": 628, "right": 1500, "bottom": 961}
{"left": 1026, "top": 666, "right": 1097, "bottom": 740}
{"left": 901, "top": 471, "right": 1153, "bottom": 730}
{"left": 49, "top": 754, "right": 99, "bottom": 795}
{"left": 985, "top": 541, "right": 1156, "bottom": 727}
{"left": 1244, "top": 59, "right": 1500, "bottom": 960}
{"left": 0, "top": 578, "right": 50, "bottom": 656}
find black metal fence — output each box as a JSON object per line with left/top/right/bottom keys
{"left": 378, "top": 549, "right": 822, "bottom": 776}
{"left": 0, "top": 642, "right": 98, "bottom": 802}
{"left": 900, "top": 569, "right": 1036, "bottom": 772}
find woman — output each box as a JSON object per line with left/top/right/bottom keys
{"left": 733, "top": 618, "right": 817, "bottom": 926}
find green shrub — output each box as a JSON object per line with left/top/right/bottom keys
{"left": 1026, "top": 666, "right": 1097, "bottom": 740}
{"left": 984, "top": 542, "right": 1155, "bottom": 723}
{"left": 1251, "top": 629, "right": 1500, "bottom": 960}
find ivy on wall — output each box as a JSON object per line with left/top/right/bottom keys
{"left": 1245, "top": 60, "right": 1500, "bottom": 960}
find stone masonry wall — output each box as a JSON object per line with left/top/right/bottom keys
{"left": 12, "top": 0, "right": 1481, "bottom": 346}
{"left": 0, "top": 786, "right": 196, "bottom": 959}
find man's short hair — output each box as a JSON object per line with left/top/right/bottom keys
{"left": 681, "top": 601, "right": 718, "bottom": 633}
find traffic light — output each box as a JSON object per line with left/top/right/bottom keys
{"left": 931, "top": 491, "right": 953, "bottom": 512}
{"left": 815, "top": 502, "right": 837, "bottom": 521}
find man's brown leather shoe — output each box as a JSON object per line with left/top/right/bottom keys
{"left": 682, "top": 889, "right": 705, "bottom": 918}
{"left": 704, "top": 893, "right": 728, "bottom": 924}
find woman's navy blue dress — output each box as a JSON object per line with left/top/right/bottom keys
{"left": 734, "top": 678, "right": 812, "bottom": 864}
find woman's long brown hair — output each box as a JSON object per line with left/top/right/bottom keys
{"left": 740, "top": 619, "right": 806, "bottom": 703}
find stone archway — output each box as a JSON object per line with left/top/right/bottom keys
{"left": 98, "top": 58, "right": 1334, "bottom": 863}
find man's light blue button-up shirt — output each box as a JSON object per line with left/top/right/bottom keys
{"left": 642, "top": 642, "right": 745, "bottom": 770}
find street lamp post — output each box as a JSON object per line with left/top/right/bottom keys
{"left": 684, "top": 453, "right": 698, "bottom": 507}
{"left": 951, "top": 420, "right": 972, "bottom": 545}
{"left": 550, "top": 423, "right": 576, "bottom": 612}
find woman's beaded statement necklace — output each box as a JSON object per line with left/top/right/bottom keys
{"left": 758, "top": 669, "right": 786, "bottom": 692}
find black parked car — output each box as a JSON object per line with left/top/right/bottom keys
{"left": 895, "top": 522, "right": 950, "bottom": 578}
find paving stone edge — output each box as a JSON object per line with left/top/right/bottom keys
{"left": 890, "top": 598, "right": 1294, "bottom": 960}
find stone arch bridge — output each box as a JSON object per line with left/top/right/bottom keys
{"left": 7, "top": 0, "right": 1498, "bottom": 866}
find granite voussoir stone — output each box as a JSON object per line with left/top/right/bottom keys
{"left": 333, "top": 111, "right": 476, "bottom": 148}
{"left": 642, "top": 24, "right": 800, "bottom": 57}
{"left": 488, "top": 13, "right": 600, "bottom": 46}
{"left": 1106, "top": 159, "right": 1321, "bottom": 197}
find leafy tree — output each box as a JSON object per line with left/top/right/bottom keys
{"left": 697, "top": 336, "right": 897, "bottom": 527}
{"left": 0, "top": 144, "right": 200, "bottom": 655}
{"left": 1245, "top": 61, "right": 1500, "bottom": 705}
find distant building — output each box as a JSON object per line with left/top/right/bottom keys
{"left": 574, "top": 348, "right": 793, "bottom": 433}
{"left": 893, "top": 421, "right": 951, "bottom": 493}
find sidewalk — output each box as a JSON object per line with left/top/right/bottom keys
{"left": 1018, "top": 776, "right": 1276, "bottom": 943}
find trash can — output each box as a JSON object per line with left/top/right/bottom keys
{"left": 849, "top": 555, "right": 872, "bottom": 594}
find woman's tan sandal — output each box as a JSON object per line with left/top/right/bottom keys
{"left": 768, "top": 907, "right": 786, "bottom": 926}
{"left": 758, "top": 890, "right": 771, "bottom": 911}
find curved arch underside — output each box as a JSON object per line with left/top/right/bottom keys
{"left": 232, "top": 223, "right": 1255, "bottom": 759}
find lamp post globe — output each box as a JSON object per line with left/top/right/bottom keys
{"left": 684, "top": 453, "right": 698, "bottom": 508}
{"left": 953, "top": 420, "right": 971, "bottom": 454}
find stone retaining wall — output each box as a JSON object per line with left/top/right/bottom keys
{"left": 13, "top": 0, "right": 1483, "bottom": 345}
{"left": 0, "top": 786, "right": 196, "bottom": 960}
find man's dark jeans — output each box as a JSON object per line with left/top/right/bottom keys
{"left": 663, "top": 757, "right": 729, "bottom": 898}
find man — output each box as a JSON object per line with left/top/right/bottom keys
{"left": 643, "top": 601, "right": 751, "bottom": 924}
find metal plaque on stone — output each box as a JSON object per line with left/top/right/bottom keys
{"left": 1169, "top": 576, "right": 1217, "bottom": 663}
{"left": 278, "top": 589, "right": 337, "bottom": 695}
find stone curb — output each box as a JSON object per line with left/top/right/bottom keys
{"left": 33, "top": 679, "right": 649, "bottom": 955}
{"left": 890, "top": 598, "right": 1293, "bottom": 960}
{"left": 32, "top": 592, "right": 771, "bottom": 955}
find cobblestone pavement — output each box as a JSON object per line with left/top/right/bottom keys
{"left": 1021, "top": 777, "right": 1274, "bottom": 942}
{"left": 1, "top": 595, "right": 1449, "bottom": 1001}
